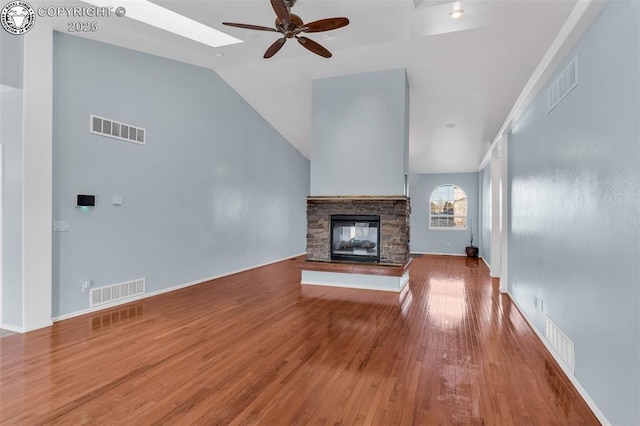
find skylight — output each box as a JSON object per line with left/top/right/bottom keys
{"left": 84, "top": 0, "right": 243, "bottom": 48}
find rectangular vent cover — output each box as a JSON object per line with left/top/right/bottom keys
{"left": 90, "top": 278, "right": 145, "bottom": 307}
{"left": 90, "top": 114, "right": 146, "bottom": 145}
{"left": 546, "top": 56, "right": 578, "bottom": 114}
{"left": 545, "top": 315, "right": 575, "bottom": 375}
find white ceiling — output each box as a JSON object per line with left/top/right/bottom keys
{"left": 63, "top": 0, "right": 578, "bottom": 173}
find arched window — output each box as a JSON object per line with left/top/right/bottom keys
{"left": 429, "top": 184, "right": 467, "bottom": 229}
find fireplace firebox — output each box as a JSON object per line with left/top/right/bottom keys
{"left": 330, "top": 215, "right": 380, "bottom": 263}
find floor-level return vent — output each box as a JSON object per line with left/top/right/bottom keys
{"left": 90, "top": 278, "right": 145, "bottom": 307}
{"left": 545, "top": 315, "right": 575, "bottom": 375}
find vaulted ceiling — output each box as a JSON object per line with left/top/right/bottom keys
{"left": 63, "top": 0, "right": 578, "bottom": 173}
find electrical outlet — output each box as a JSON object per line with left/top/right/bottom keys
{"left": 446, "top": 242, "right": 450, "bottom": 248}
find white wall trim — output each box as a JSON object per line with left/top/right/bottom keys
{"left": 480, "top": 256, "right": 490, "bottom": 269}
{"left": 411, "top": 252, "right": 467, "bottom": 257}
{"left": 509, "top": 294, "right": 611, "bottom": 426}
{"left": 0, "top": 144, "right": 3, "bottom": 328}
{"left": 21, "top": 22, "right": 53, "bottom": 331}
{"left": 0, "top": 320, "right": 53, "bottom": 334}
{"left": 52, "top": 253, "right": 306, "bottom": 323}
{"left": 1, "top": 323, "right": 23, "bottom": 333}
{"left": 479, "top": 0, "right": 606, "bottom": 170}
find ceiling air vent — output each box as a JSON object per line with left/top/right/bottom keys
{"left": 90, "top": 114, "right": 146, "bottom": 145}
{"left": 546, "top": 55, "right": 578, "bottom": 114}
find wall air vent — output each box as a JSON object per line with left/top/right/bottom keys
{"left": 90, "top": 278, "right": 145, "bottom": 307}
{"left": 545, "top": 315, "right": 575, "bottom": 375}
{"left": 546, "top": 56, "right": 578, "bottom": 114}
{"left": 90, "top": 114, "right": 146, "bottom": 145}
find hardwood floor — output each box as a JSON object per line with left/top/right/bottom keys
{"left": 0, "top": 255, "right": 599, "bottom": 425}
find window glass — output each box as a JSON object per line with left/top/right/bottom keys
{"left": 429, "top": 184, "right": 467, "bottom": 229}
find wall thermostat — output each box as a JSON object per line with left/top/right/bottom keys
{"left": 77, "top": 194, "right": 95, "bottom": 207}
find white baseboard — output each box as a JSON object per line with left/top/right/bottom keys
{"left": 509, "top": 295, "right": 611, "bottom": 426}
{"left": 480, "top": 256, "right": 490, "bottom": 269}
{"left": 410, "top": 251, "right": 467, "bottom": 257}
{"left": 23, "top": 321, "right": 54, "bottom": 332}
{"left": 52, "top": 253, "right": 306, "bottom": 323}
{"left": 1, "top": 320, "right": 54, "bottom": 333}
{"left": 1, "top": 323, "right": 23, "bottom": 333}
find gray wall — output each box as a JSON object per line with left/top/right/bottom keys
{"left": 0, "top": 31, "right": 24, "bottom": 326}
{"left": 310, "top": 69, "right": 409, "bottom": 196}
{"left": 0, "top": 30, "right": 22, "bottom": 88}
{"left": 409, "top": 173, "right": 479, "bottom": 255}
{"left": 52, "top": 34, "right": 309, "bottom": 318}
{"left": 479, "top": 165, "right": 491, "bottom": 264}
{"left": 507, "top": 1, "right": 639, "bottom": 423}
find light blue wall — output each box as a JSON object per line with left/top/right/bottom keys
{"left": 0, "top": 31, "right": 24, "bottom": 327}
{"left": 52, "top": 34, "right": 309, "bottom": 318}
{"left": 479, "top": 165, "right": 491, "bottom": 264}
{"left": 409, "top": 173, "right": 479, "bottom": 255}
{"left": 311, "top": 69, "right": 409, "bottom": 196}
{"left": 0, "top": 30, "right": 22, "bottom": 88}
{"left": 508, "top": 1, "right": 639, "bottom": 423}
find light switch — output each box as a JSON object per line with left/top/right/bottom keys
{"left": 112, "top": 195, "right": 123, "bottom": 205}
{"left": 54, "top": 221, "right": 70, "bottom": 232}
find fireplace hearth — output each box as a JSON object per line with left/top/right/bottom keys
{"left": 331, "top": 215, "right": 380, "bottom": 263}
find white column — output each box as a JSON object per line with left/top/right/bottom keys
{"left": 21, "top": 20, "right": 53, "bottom": 331}
{"left": 499, "top": 135, "right": 509, "bottom": 293}
{"left": 490, "top": 147, "right": 501, "bottom": 278}
{"left": 0, "top": 144, "right": 3, "bottom": 326}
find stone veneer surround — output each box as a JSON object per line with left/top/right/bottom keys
{"left": 307, "top": 196, "right": 410, "bottom": 265}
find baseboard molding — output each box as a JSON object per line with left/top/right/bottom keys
{"left": 1, "top": 323, "right": 23, "bottom": 333}
{"left": 509, "top": 294, "right": 611, "bottom": 426}
{"left": 410, "top": 251, "right": 467, "bottom": 257}
{"left": 1, "top": 320, "right": 54, "bottom": 333}
{"left": 53, "top": 253, "right": 306, "bottom": 323}
{"left": 480, "top": 256, "right": 490, "bottom": 269}
{"left": 23, "top": 321, "right": 54, "bottom": 332}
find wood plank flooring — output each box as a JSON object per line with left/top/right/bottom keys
{"left": 0, "top": 255, "right": 599, "bottom": 424}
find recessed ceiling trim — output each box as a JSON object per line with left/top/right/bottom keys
{"left": 83, "top": 0, "right": 243, "bottom": 48}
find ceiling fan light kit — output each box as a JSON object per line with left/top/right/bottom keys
{"left": 223, "top": 0, "right": 349, "bottom": 59}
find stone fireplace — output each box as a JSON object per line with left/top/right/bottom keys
{"left": 301, "top": 69, "right": 411, "bottom": 292}
{"left": 306, "top": 196, "right": 410, "bottom": 266}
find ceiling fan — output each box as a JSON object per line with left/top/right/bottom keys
{"left": 223, "top": 0, "right": 349, "bottom": 59}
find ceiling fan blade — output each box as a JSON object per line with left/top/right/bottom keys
{"left": 222, "top": 22, "right": 278, "bottom": 32}
{"left": 264, "top": 38, "right": 287, "bottom": 58}
{"left": 296, "top": 36, "right": 332, "bottom": 58}
{"left": 270, "top": 0, "right": 291, "bottom": 28}
{"left": 303, "top": 17, "right": 349, "bottom": 33}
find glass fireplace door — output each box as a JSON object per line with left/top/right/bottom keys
{"left": 330, "top": 215, "right": 380, "bottom": 263}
